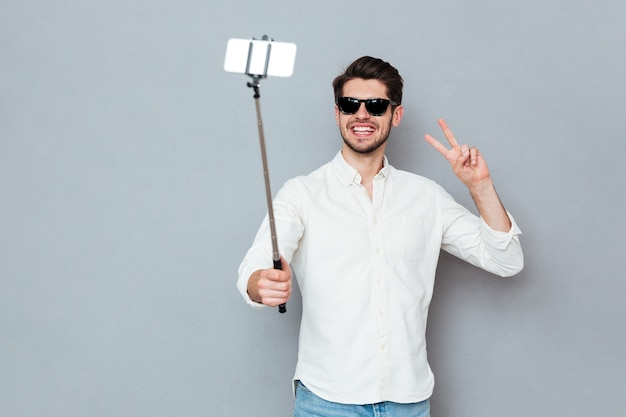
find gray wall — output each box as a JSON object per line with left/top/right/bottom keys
{"left": 1, "top": 1, "right": 625, "bottom": 416}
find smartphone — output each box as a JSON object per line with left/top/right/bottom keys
{"left": 224, "top": 38, "right": 297, "bottom": 77}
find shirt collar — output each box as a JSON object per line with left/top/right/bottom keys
{"left": 332, "top": 151, "right": 390, "bottom": 186}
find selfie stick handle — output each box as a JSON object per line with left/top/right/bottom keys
{"left": 248, "top": 78, "right": 287, "bottom": 314}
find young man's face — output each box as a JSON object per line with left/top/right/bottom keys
{"left": 335, "top": 78, "right": 404, "bottom": 155}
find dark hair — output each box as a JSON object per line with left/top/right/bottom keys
{"left": 332, "top": 56, "right": 403, "bottom": 105}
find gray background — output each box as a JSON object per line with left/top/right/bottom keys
{"left": 2, "top": 0, "right": 625, "bottom": 416}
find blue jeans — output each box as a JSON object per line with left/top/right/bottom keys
{"left": 294, "top": 381, "right": 430, "bottom": 417}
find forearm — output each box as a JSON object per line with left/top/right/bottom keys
{"left": 469, "top": 178, "right": 512, "bottom": 232}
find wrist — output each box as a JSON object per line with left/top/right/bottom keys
{"left": 468, "top": 177, "right": 495, "bottom": 201}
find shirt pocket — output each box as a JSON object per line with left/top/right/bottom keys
{"left": 382, "top": 216, "right": 427, "bottom": 261}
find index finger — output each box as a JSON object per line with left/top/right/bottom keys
{"left": 438, "top": 118, "right": 460, "bottom": 150}
{"left": 424, "top": 133, "right": 450, "bottom": 156}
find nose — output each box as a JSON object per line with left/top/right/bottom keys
{"left": 355, "top": 102, "right": 371, "bottom": 119}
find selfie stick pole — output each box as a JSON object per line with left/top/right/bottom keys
{"left": 247, "top": 73, "right": 287, "bottom": 314}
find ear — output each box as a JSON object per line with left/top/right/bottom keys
{"left": 335, "top": 105, "right": 340, "bottom": 126}
{"left": 392, "top": 105, "right": 404, "bottom": 127}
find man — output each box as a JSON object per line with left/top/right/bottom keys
{"left": 237, "top": 56, "right": 523, "bottom": 417}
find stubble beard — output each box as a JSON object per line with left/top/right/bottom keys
{"left": 340, "top": 123, "right": 392, "bottom": 155}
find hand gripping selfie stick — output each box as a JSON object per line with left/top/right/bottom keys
{"left": 224, "top": 36, "right": 297, "bottom": 314}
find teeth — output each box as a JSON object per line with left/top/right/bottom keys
{"left": 353, "top": 126, "right": 374, "bottom": 132}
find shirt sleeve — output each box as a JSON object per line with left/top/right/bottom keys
{"left": 439, "top": 187, "right": 524, "bottom": 277}
{"left": 236, "top": 179, "right": 306, "bottom": 307}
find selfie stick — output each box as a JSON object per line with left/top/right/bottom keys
{"left": 246, "top": 37, "right": 286, "bottom": 314}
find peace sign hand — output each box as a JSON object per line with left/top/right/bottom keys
{"left": 424, "top": 118, "right": 492, "bottom": 190}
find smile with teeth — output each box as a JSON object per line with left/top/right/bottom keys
{"left": 352, "top": 125, "right": 376, "bottom": 135}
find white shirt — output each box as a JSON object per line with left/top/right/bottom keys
{"left": 237, "top": 151, "right": 523, "bottom": 405}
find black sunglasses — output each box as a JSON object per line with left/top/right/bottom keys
{"left": 336, "top": 97, "right": 397, "bottom": 116}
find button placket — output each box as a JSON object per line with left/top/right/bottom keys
{"left": 371, "top": 174, "right": 389, "bottom": 398}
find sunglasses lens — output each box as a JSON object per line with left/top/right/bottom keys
{"left": 337, "top": 97, "right": 360, "bottom": 114}
{"left": 365, "top": 99, "right": 389, "bottom": 116}
{"left": 337, "top": 97, "right": 391, "bottom": 116}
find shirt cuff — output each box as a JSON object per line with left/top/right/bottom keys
{"left": 479, "top": 211, "right": 522, "bottom": 250}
